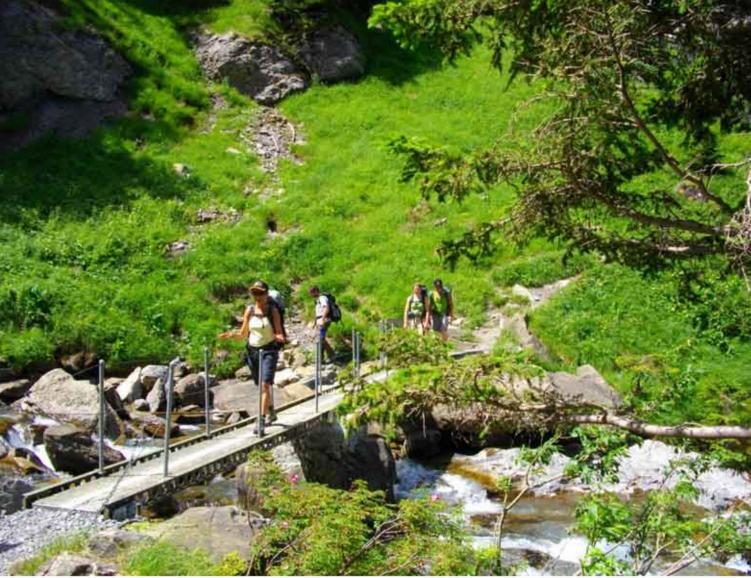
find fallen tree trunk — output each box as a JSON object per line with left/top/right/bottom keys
{"left": 566, "top": 413, "right": 751, "bottom": 439}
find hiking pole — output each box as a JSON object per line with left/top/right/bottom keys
{"left": 257, "top": 349, "right": 265, "bottom": 438}
{"left": 203, "top": 347, "right": 211, "bottom": 436}
{"left": 98, "top": 359, "right": 105, "bottom": 475}
{"left": 163, "top": 357, "right": 180, "bottom": 476}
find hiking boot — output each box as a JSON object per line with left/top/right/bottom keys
{"left": 267, "top": 409, "right": 277, "bottom": 424}
{"left": 253, "top": 416, "right": 265, "bottom": 436}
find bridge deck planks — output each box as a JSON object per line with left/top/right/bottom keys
{"left": 32, "top": 391, "right": 343, "bottom": 514}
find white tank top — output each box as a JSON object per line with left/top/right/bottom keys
{"left": 247, "top": 308, "right": 274, "bottom": 348}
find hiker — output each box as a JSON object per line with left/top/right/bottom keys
{"left": 403, "top": 283, "right": 429, "bottom": 334}
{"left": 309, "top": 285, "right": 337, "bottom": 361}
{"left": 429, "top": 278, "right": 454, "bottom": 341}
{"left": 219, "top": 280, "right": 285, "bottom": 430}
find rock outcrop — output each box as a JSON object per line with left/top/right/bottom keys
{"left": 174, "top": 373, "right": 215, "bottom": 407}
{"left": 0, "top": 0, "right": 130, "bottom": 150}
{"left": 195, "top": 34, "right": 307, "bottom": 104}
{"left": 298, "top": 26, "right": 365, "bottom": 82}
{"left": 21, "top": 369, "right": 122, "bottom": 438}
{"left": 43, "top": 424, "right": 124, "bottom": 475}
{"left": 139, "top": 506, "right": 255, "bottom": 562}
{"left": 87, "top": 529, "right": 152, "bottom": 559}
{"left": 36, "top": 552, "right": 117, "bottom": 576}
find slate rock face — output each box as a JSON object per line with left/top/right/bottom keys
{"left": 195, "top": 33, "right": 307, "bottom": 104}
{"left": 0, "top": 0, "right": 130, "bottom": 150}
{"left": 298, "top": 26, "right": 365, "bottom": 82}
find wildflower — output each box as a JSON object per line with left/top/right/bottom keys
{"left": 430, "top": 493, "right": 440, "bottom": 502}
{"left": 281, "top": 521, "right": 289, "bottom": 529}
{"left": 289, "top": 474, "right": 300, "bottom": 484}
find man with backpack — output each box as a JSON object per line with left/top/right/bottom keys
{"left": 219, "top": 280, "right": 285, "bottom": 431}
{"left": 429, "top": 278, "right": 454, "bottom": 342}
{"left": 403, "top": 283, "right": 429, "bottom": 334}
{"left": 309, "top": 285, "right": 339, "bottom": 361}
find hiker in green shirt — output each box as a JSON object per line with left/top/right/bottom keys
{"left": 429, "top": 278, "right": 454, "bottom": 341}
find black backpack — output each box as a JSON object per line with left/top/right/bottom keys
{"left": 264, "top": 290, "right": 287, "bottom": 339}
{"left": 324, "top": 293, "right": 342, "bottom": 322}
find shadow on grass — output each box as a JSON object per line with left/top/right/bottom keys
{"left": 0, "top": 128, "right": 196, "bottom": 223}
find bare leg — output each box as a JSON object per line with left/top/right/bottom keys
{"left": 261, "top": 383, "right": 271, "bottom": 416}
{"left": 322, "top": 338, "right": 335, "bottom": 360}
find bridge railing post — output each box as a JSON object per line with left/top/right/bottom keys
{"left": 351, "top": 328, "right": 356, "bottom": 378}
{"left": 163, "top": 357, "right": 180, "bottom": 477}
{"left": 355, "top": 331, "right": 361, "bottom": 377}
{"left": 203, "top": 347, "right": 211, "bottom": 436}
{"left": 315, "top": 336, "right": 321, "bottom": 413}
{"left": 257, "top": 349, "right": 265, "bottom": 437}
{"left": 98, "top": 359, "right": 105, "bottom": 475}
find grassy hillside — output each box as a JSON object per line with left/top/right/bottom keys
{"left": 1, "top": 0, "right": 749, "bottom": 429}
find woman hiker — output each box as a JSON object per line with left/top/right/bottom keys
{"left": 219, "top": 280, "right": 285, "bottom": 431}
{"left": 403, "top": 283, "right": 429, "bottom": 334}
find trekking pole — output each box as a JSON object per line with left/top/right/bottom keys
{"left": 98, "top": 359, "right": 105, "bottom": 475}
{"left": 163, "top": 357, "right": 179, "bottom": 476}
{"left": 257, "top": 349, "right": 265, "bottom": 438}
{"left": 315, "top": 336, "right": 321, "bottom": 413}
{"left": 203, "top": 347, "right": 211, "bottom": 436}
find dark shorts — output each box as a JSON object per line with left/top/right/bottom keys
{"left": 246, "top": 344, "right": 280, "bottom": 386}
{"left": 432, "top": 314, "right": 449, "bottom": 333}
{"left": 317, "top": 319, "right": 330, "bottom": 340}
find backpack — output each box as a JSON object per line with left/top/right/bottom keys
{"left": 323, "top": 293, "right": 342, "bottom": 322}
{"left": 264, "top": 290, "right": 287, "bottom": 339}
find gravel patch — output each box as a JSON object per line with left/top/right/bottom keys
{"left": 0, "top": 508, "right": 119, "bottom": 574}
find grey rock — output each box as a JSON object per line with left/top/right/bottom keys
{"left": 0, "top": 1, "right": 130, "bottom": 150}
{"left": 130, "top": 413, "right": 179, "bottom": 439}
{"left": 139, "top": 506, "right": 255, "bottom": 562}
{"left": 140, "top": 365, "right": 168, "bottom": 390}
{"left": 36, "top": 552, "right": 96, "bottom": 576}
{"left": 132, "top": 399, "right": 149, "bottom": 412}
{"left": 195, "top": 33, "right": 307, "bottom": 104}
{"left": 548, "top": 365, "right": 623, "bottom": 409}
{"left": 0, "top": 477, "right": 33, "bottom": 515}
{"left": 145, "top": 377, "right": 165, "bottom": 413}
{"left": 234, "top": 365, "right": 252, "bottom": 380}
{"left": 274, "top": 368, "right": 300, "bottom": 387}
{"left": 166, "top": 240, "right": 190, "bottom": 257}
{"left": 290, "top": 421, "right": 395, "bottom": 497}
{"left": 298, "top": 26, "right": 365, "bottom": 82}
{"left": 102, "top": 379, "right": 123, "bottom": 414}
{"left": 22, "top": 369, "right": 121, "bottom": 438}
{"left": 0, "top": 379, "right": 31, "bottom": 402}
{"left": 174, "top": 373, "right": 215, "bottom": 407}
{"left": 116, "top": 367, "right": 142, "bottom": 403}
{"left": 43, "top": 424, "right": 124, "bottom": 475}
{"left": 502, "top": 313, "right": 551, "bottom": 361}
{"left": 403, "top": 428, "right": 443, "bottom": 459}
{"left": 87, "top": 529, "right": 152, "bottom": 559}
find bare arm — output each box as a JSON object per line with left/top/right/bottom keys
{"left": 403, "top": 297, "right": 410, "bottom": 326}
{"left": 271, "top": 306, "right": 285, "bottom": 343}
{"left": 219, "top": 307, "right": 250, "bottom": 340}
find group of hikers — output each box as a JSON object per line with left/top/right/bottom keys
{"left": 218, "top": 278, "right": 453, "bottom": 431}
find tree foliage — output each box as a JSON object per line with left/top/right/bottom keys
{"left": 372, "top": 0, "right": 751, "bottom": 277}
{"left": 244, "top": 452, "right": 484, "bottom": 575}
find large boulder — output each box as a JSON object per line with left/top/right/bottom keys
{"left": 145, "top": 378, "right": 166, "bottom": 413}
{"left": 87, "top": 529, "right": 152, "bottom": 559}
{"left": 0, "top": 1, "right": 130, "bottom": 150}
{"left": 212, "top": 380, "right": 298, "bottom": 413}
{"left": 43, "top": 424, "right": 124, "bottom": 475}
{"left": 22, "top": 369, "right": 122, "bottom": 438}
{"left": 0, "top": 379, "right": 31, "bottom": 402}
{"left": 36, "top": 552, "right": 116, "bottom": 576}
{"left": 174, "top": 373, "right": 215, "bottom": 407}
{"left": 139, "top": 506, "right": 255, "bottom": 562}
{"left": 290, "top": 421, "right": 395, "bottom": 497}
{"left": 129, "top": 414, "right": 180, "bottom": 438}
{"left": 195, "top": 33, "right": 307, "bottom": 104}
{"left": 116, "top": 367, "right": 142, "bottom": 403}
{"left": 0, "top": 476, "right": 33, "bottom": 514}
{"left": 298, "top": 26, "right": 365, "bottom": 82}
{"left": 548, "top": 365, "right": 623, "bottom": 409}
{"left": 140, "top": 365, "right": 168, "bottom": 391}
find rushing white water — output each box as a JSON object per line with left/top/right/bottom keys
{"left": 396, "top": 454, "right": 751, "bottom": 576}
{"left": 7, "top": 424, "right": 56, "bottom": 473}
{"left": 449, "top": 440, "right": 751, "bottom": 511}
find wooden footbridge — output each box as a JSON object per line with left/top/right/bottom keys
{"left": 22, "top": 344, "right": 485, "bottom": 520}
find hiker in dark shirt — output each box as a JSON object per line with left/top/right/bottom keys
{"left": 429, "top": 278, "right": 454, "bottom": 342}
